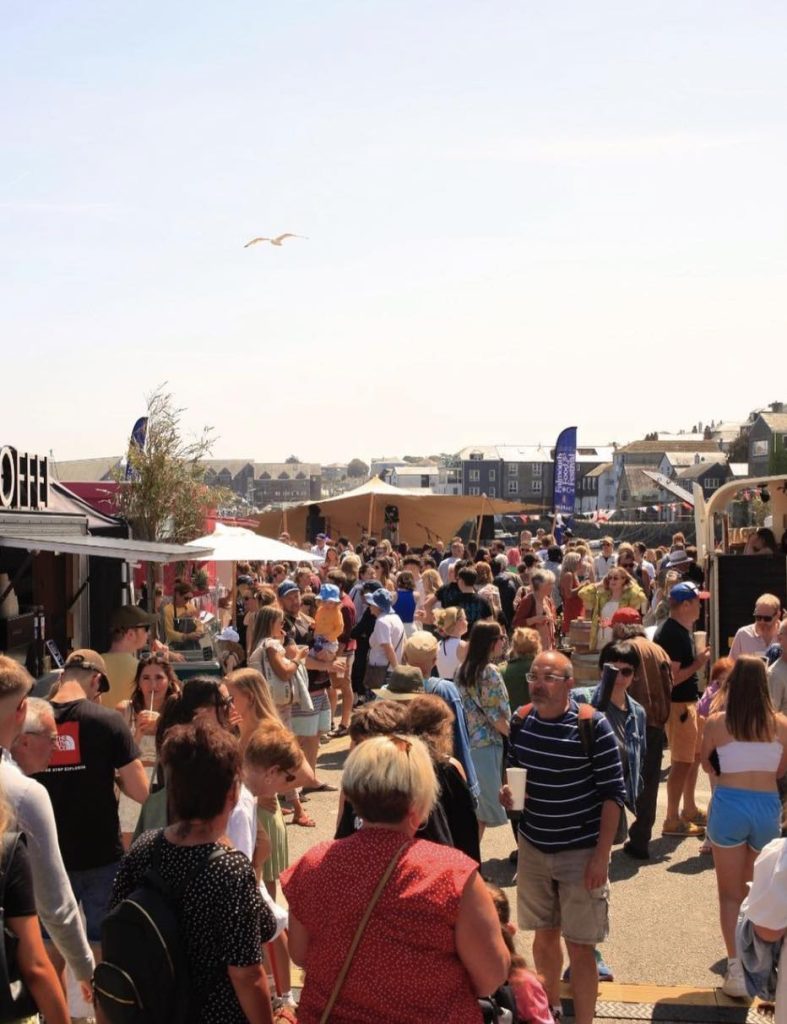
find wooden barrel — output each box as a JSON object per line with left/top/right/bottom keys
{"left": 568, "top": 620, "right": 592, "bottom": 648}
{"left": 571, "top": 651, "right": 599, "bottom": 684}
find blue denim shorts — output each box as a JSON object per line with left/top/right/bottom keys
{"left": 706, "top": 786, "right": 781, "bottom": 852}
{"left": 67, "top": 861, "right": 120, "bottom": 942}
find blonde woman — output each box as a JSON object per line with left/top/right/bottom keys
{"left": 418, "top": 568, "right": 443, "bottom": 627}
{"left": 578, "top": 567, "right": 646, "bottom": 651}
{"left": 474, "top": 562, "right": 502, "bottom": 619}
{"left": 511, "top": 570, "right": 557, "bottom": 651}
{"left": 225, "top": 667, "right": 315, "bottom": 829}
{"left": 559, "top": 551, "right": 585, "bottom": 631}
{"left": 281, "top": 735, "right": 509, "bottom": 1023}
{"left": 434, "top": 607, "right": 469, "bottom": 681}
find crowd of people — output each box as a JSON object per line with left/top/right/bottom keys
{"left": 0, "top": 524, "right": 786, "bottom": 1023}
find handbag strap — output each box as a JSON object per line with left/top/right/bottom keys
{"left": 318, "top": 839, "right": 409, "bottom": 1024}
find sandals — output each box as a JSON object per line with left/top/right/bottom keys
{"left": 301, "top": 782, "right": 338, "bottom": 794}
{"left": 291, "top": 812, "right": 316, "bottom": 827}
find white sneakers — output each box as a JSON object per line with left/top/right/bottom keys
{"left": 721, "top": 957, "right": 748, "bottom": 998}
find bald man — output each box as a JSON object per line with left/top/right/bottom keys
{"left": 502, "top": 651, "right": 626, "bottom": 1024}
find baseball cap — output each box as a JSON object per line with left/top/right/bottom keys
{"left": 318, "top": 583, "right": 341, "bottom": 603}
{"left": 610, "top": 607, "right": 642, "bottom": 625}
{"left": 669, "top": 581, "right": 710, "bottom": 603}
{"left": 110, "top": 606, "right": 157, "bottom": 631}
{"left": 64, "top": 650, "right": 110, "bottom": 693}
{"left": 277, "top": 580, "right": 300, "bottom": 599}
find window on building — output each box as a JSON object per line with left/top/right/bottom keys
{"left": 470, "top": 451, "right": 483, "bottom": 461}
{"left": 706, "top": 478, "right": 720, "bottom": 490}
{"left": 752, "top": 440, "right": 769, "bottom": 458}
{"left": 469, "top": 486, "right": 481, "bottom": 496}
{"left": 508, "top": 463, "right": 518, "bottom": 475}
{"left": 531, "top": 463, "right": 543, "bottom": 477}
{"left": 782, "top": 435, "right": 787, "bottom": 447}
{"left": 489, "top": 469, "right": 496, "bottom": 481}
{"left": 489, "top": 487, "right": 496, "bottom": 498}
{"left": 531, "top": 480, "right": 542, "bottom": 494}
{"left": 469, "top": 469, "right": 480, "bottom": 482}
{"left": 507, "top": 480, "right": 518, "bottom": 495}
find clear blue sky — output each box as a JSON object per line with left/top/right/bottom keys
{"left": 3, "top": 1, "right": 786, "bottom": 463}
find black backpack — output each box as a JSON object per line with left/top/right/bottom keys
{"left": 94, "top": 831, "right": 225, "bottom": 1024}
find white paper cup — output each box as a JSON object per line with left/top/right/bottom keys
{"left": 694, "top": 631, "right": 707, "bottom": 654}
{"left": 506, "top": 767, "right": 527, "bottom": 812}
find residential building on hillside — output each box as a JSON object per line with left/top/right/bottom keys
{"left": 458, "top": 445, "right": 502, "bottom": 500}
{"left": 434, "top": 463, "right": 462, "bottom": 496}
{"left": 389, "top": 464, "right": 439, "bottom": 491}
{"left": 748, "top": 411, "right": 787, "bottom": 477}
{"left": 675, "top": 460, "right": 733, "bottom": 499}
{"left": 458, "top": 444, "right": 612, "bottom": 511}
{"left": 658, "top": 450, "right": 724, "bottom": 477}
{"left": 616, "top": 469, "right": 694, "bottom": 522}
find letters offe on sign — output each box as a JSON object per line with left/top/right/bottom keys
{"left": 0, "top": 447, "right": 50, "bottom": 510}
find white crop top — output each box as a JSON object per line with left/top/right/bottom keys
{"left": 717, "top": 739, "right": 783, "bottom": 774}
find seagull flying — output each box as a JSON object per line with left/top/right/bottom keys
{"left": 243, "top": 233, "right": 308, "bottom": 248}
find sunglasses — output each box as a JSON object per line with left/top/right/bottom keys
{"left": 607, "top": 665, "right": 635, "bottom": 678}
{"left": 754, "top": 614, "right": 776, "bottom": 622}
{"left": 280, "top": 768, "right": 296, "bottom": 783}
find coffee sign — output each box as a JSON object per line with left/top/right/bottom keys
{"left": 0, "top": 447, "right": 50, "bottom": 510}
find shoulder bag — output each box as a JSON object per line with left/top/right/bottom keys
{"left": 260, "top": 642, "right": 294, "bottom": 708}
{"left": 0, "top": 833, "right": 38, "bottom": 1024}
{"left": 318, "top": 840, "right": 409, "bottom": 1024}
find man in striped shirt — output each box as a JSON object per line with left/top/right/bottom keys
{"left": 502, "top": 651, "right": 626, "bottom": 1024}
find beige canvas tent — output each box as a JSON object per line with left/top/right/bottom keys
{"left": 254, "top": 476, "right": 541, "bottom": 547}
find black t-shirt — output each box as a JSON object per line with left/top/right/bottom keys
{"left": 654, "top": 617, "right": 698, "bottom": 703}
{"left": 436, "top": 583, "right": 462, "bottom": 607}
{"left": 112, "top": 831, "right": 274, "bottom": 1024}
{"left": 436, "top": 585, "right": 494, "bottom": 627}
{"left": 2, "top": 835, "right": 35, "bottom": 918}
{"left": 36, "top": 699, "right": 139, "bottom": 870}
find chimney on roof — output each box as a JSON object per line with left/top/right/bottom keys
{"left": 769, "top": 401, "right": 785, "bottom": 414}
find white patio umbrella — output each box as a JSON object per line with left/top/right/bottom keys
{"left": 186, "top": 523, "right": 320, "bottom": 631}
{"left": 186, "top": 522, "right": 321, "bottom": 563}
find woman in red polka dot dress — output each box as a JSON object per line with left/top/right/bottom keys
{"left": 281, "top": 734, "right": 510, "bottom": 1023}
